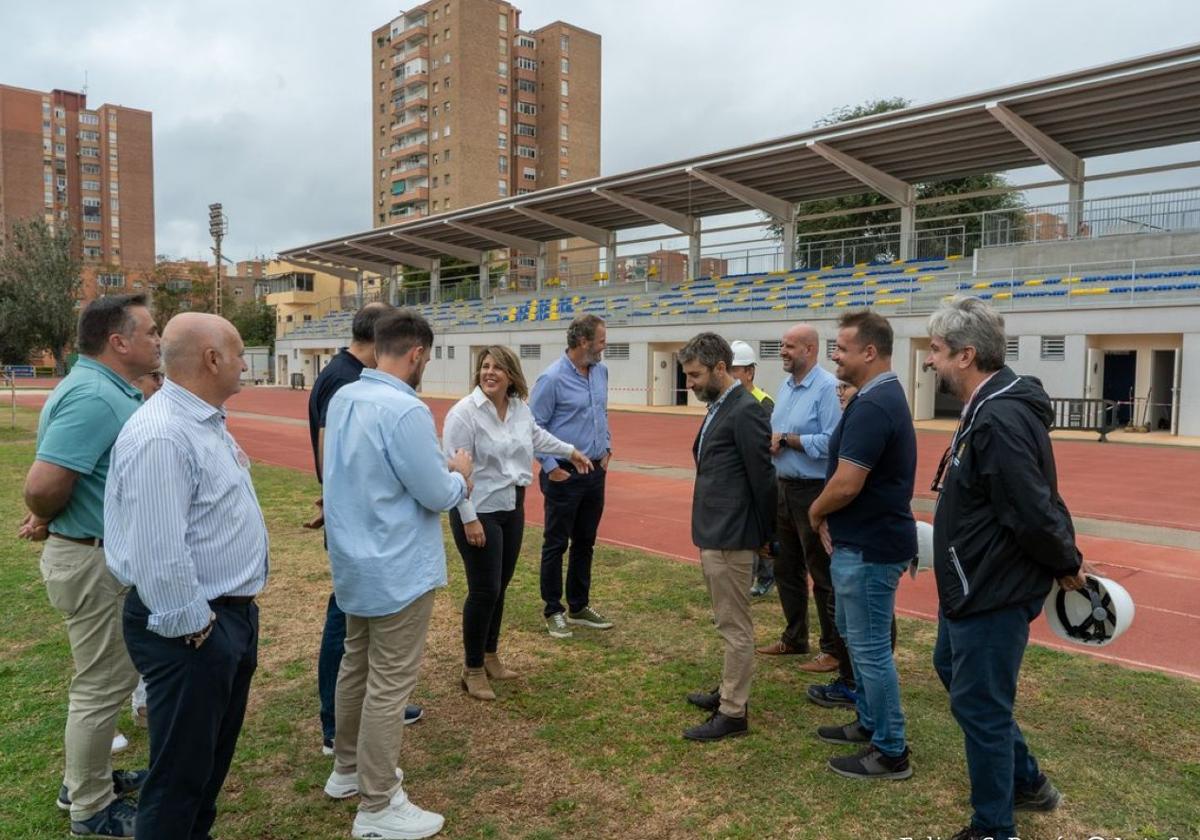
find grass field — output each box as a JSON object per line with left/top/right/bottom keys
{"left": 1, "top": 404, "right": 1197, "bottom": 840}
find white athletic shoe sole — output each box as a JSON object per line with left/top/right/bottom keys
{"left": 325, "top": 768, "right": 403, "bottom": 799}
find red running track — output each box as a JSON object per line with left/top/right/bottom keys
{"left": 17, "top": 387, "right": 1200, "bottom": 679}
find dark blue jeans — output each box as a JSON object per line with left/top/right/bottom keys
{"left": 831, "top": 546, "right": 908, "bottom": 756}
{"left": 318, "top": 592, "right": 346, "bottom": 742}
{"left": 123, "top": 589, "right": 257, "bottom": 840}
{"left": 934, "top": 598, "right": 1044, "bottom": 837}
{"left": 539, "top": 465, "right": 606, "bottom": 617}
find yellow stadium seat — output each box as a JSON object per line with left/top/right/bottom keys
{"left": 904, "top": 267, "right": 918, "bottom": 273}
{"left": 1069, "top": 287, "right": 1108, "bottom": 296}
{"left": 808, "top": 302, "right": 824, "bottom": 308}
{"left": 918, "top": 274, "right": 935, "bottom": 282}
{"left": 972, "top": 282, "right": 990, "bottom": 289}
{"left": 994, "top": 292, "right": 1012, "bottom": 300}
{"left": 771, "top": 303, "right": 785, "bottom": 310}
{"left": 1063, "top": 276, "right": 1081, "bottom": 284}
{"left": 853, "top": 271, "right": 867, "bottom": 278}
{"left": 1024, "top": 279, "right": 1043, "bottom": 286}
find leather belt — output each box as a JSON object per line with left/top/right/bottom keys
{"left": 210, "top": 595, "right": 256, "bottom": 607}
{"left": 53, "top": 534, "right": 103, "bottom": 547}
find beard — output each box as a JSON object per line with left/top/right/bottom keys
{"left": 935, "top": 372, "right": 955, "bottom": 396}
{"left": 694, "top": 381, "right": 722, "bottom": 403}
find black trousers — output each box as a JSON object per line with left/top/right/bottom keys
{"left": 539, "top": 464, "right": 606, "bottom": 617}
{"left": 774, "top": 479, "right": 832, "bottom": 653}
{"left": 450, "top": 487, "right": 526, "bottom": 667}
{"left": 123, "top": 589, "right": 258, "bottom": 840}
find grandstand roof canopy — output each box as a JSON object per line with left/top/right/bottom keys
{"left": 282, "top": 42, "right": 1200, "bottom": 271}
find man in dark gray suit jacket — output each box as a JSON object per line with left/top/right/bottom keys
{"left": 679, "top": 333, "right": 777, "bottom": 741}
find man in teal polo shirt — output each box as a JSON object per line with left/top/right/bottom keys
{"left": 20, "top": 294, "right": 161, "bottom": 838}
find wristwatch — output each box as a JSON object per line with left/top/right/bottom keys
{"left": 184, "top": 612, "right": 218, "bottom": 649}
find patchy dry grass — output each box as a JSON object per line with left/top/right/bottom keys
{"left": 1, "top": 412, "right": 1198, "bottom": 839}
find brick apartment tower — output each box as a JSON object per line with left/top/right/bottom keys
{"left": 371, "top": 1, "right": 600, "bottom": 291}
{"left": 0, "top": 84, "right": 154, "bottom": 299}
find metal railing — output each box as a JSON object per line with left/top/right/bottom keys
{"left": 982, "top": 185, "right": 1200, "bottom": 245}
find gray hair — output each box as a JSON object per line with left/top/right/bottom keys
{"left": 678, "top": 332, "right": 733, "bottom": 370}
{"left": 566, "top": 314, "right": 605, "bottom": 349}
{"left": 927, "top": 296, "right": 1006, "bottom": 373}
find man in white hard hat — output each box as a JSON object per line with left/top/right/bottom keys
{"left": 729, "top": 340, "right": 775, "bottom": 598}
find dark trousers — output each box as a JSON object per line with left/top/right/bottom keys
{"left": 934, "top": 598, "right": 1044, "bottom": 837}
{"left": 450, "top": 487, "right": 525, "bottom": 667}
{"left": 123, "top": 589, "right": 257, "bottom": 840}
{"left": 317, "top": 592, "right": 346, "bottom": 742}
{"left": 774, "top": 479, "right": 831, "bottom": 652}
{"left": 539, "top": 465, "right": 606, "bottom": 617}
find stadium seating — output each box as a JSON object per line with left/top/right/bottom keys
{"left": 282, "top": 255, "right": 1200, "bottom": 341}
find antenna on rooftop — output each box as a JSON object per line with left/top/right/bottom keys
{"left": 82, "top": 70, "right": 89, "bottom": 96}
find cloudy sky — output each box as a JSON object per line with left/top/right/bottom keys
{"left": 3, "top": 0, "right": 1199, "bottom": 262}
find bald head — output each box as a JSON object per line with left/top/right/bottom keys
{"left": 162, "top": 313, "right": 240, "bottom": 377}
{"left": 780, "top": 322, "right": 820, "bottom": 380}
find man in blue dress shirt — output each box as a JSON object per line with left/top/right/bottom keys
{"left": 321, "top": 310, "right": 473, "bottom": 840}
{"left": 762, "top": 324, "right": 842, "bottom": 679}
{"left": 530, "top": 314, "right": 615, "bottom": 639}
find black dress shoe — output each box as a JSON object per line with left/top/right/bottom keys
{"left": 682, "top": 711, "right": 749, "bottom": 741}
{"left": 685, "top": 687, "right": 720, "bottom": 712}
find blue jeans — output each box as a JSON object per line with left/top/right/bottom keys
{"left": 934, "top": 598, "right": 1043, "bottom": 837}
{"left": 831, "top": 546, "right": 907, "bottom": 756}
{"left": 318, "top": 592, "right": 346, "bottom": 742}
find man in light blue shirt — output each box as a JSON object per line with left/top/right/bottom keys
{"left": 530, "top": 314, "right": 614, "bottom": 639}
{"left": 760, "top": 324, "right": 844, "bottom": 678}
{"left": 321, "top": 310, "right": 472, "bottom": 840}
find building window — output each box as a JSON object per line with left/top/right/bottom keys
{"left": 1005, "top": 336, "right": 1019, "bottom": 361}
{"left": 560, "top": 124, "right": 569, "bottom": 140}
{"left": 444, "top": 28, "right": 450, "bottom": 39}
{"left": 605, "top": 343, "right": 631, "bottom": 361}
{"left": 561, "top": 34, "right": 569, "bottom": 53}
{"left": 432, "top": 33, "right": 438, "bottom": 45}
{"left": 517, "top": 101, "right": 536, "bottom": 116}
{"left": 561, "top": 58, "right": 569, "bottom": 74}
{"left": 516, "top": 124, "right": 536, "bottom": 137}
{"left": 517, "top": 146, "right": 536, "bottom": 159}
{"left": 826, "top": 339, "right": 837, "bottom": 359}
{"left": 435, "top": 345, "right": 443, "bottom": 359}
{"left": 432, "top": 81, "right": 439, "bottom": 93}
{"left": 498, "top": 61, "right": 508, "bottom": 77}
{"left": 561, "top": 80, "right": 569, "bottom": 97}
{"left": 499, "top": 155, "right": 508, "bottom": 174}
{"left": 517, "top": 35, "right": 535, "bottom": 49}
{"left": 560, "top": 145, "right": 569, "bottom": 157}
{"left": 523, "top": 166, "right": 536, "bottom": 182}
{"left": 444, "top": 172, "right": 451, "bottom": 184}
{"left": 519, "top": 344, "right": 540, "bottom": 359}
{"left": 432, "top": 176, "right": 439, "bottom": 187}
{"left": 498, "top": 180, "right": 508, "bottom": 197}
{"left": 447, "top": 346, "right": 455, "bottom": 359}
{"left": 759, "top": 340, "right": 781, "bottom": 360}
{"left": 516, "top": 57, "right": 537, "bottom": 72}
{"left": 498, "top": 133, "right": 507, "bottom": 149}
{"left": 1040, "top": 336, "right": 1066, "bottom": 361}
{"left": 559, "top": 168, "right": 569, "bottom": 179}
{"left": 498, "top": 109, "right": 507, "bottom": 126}
{"left": 498, "top": 13, "right": 507, "bottom": 30}
{"left": 518, "top": 78, "right": 536, "bottom": 93}
{"left": 499, "top": 37, "right": 507, "bottom": 55}
{"left": 97, "top": 272, "right": 124, "bottom": 287}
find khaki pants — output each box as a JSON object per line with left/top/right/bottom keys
{"left": 40, "top": 536, "right": 138, "bottom": 821}
{"left": 700, "top": 549, "right": 755, "bottom": 717}
{"left": 333, "top": 589, "right": 436, "bottom": 812}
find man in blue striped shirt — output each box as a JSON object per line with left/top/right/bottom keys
{"left": 322, "top": 310, "right": 473, "bottom": 840}
{"left": 530, "top": 314, "right": 614, "bottom": 639}
{"left": 106, "top": 313, "right": 268, "bottom": 839}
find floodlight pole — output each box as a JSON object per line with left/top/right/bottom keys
{"left": 208, "top": 203, "right": 228, "bottom": 315}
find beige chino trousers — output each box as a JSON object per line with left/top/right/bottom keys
{"left": 700, "top": 548, "right": 756, "bottom": 717}
{"left": 40, "top": 536, "right": 138, "bottom": 821}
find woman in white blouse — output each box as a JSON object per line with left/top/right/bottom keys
{"left": 443, "top": 345, "right": 591, "bottom": 700}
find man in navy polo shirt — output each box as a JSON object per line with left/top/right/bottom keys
{"left": 808, "top": 310, "right": 916, "bottom": 781}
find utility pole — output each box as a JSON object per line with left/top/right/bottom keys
{"left": 208, "top": 203, "right": 228, "bottom": 315}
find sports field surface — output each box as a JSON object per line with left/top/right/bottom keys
{"left": 3, "top": 394, "right": 1199, "bottom": 839}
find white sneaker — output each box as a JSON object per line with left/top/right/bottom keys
{"left": 111, "top": 732, "right": 129, "bottom": 754}
{"left": 324, "top": 768, "right": 404, "bottom": 800}
{"left": 351, "top": 787, "right": 444, "bottom": 839}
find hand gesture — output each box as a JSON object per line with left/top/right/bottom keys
{"left": 18, "top": 511, "right": 49, "bottom": 542}
{"left": 769, "top": 432, "right": 783, "bottom": 456}
{"left": 448, "top": 448, "right": 474, "bottom": 480}
{"left": 569, "top": 450, "right": 593, "bottom": 474}
{"left": 464, "top": 519, "right": 486, "bottom": 548}
{"left": 547, "top": 467, "right": 571, "bottom": 482}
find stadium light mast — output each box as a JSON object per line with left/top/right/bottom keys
{"left": 208, "top": 203, "right": 228, "bottom": 315}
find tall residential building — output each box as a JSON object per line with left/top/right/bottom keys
{"left": 371, "top": 1, "right": 600, "bottom": 290}
{"left": 0, "top": 84, "right": 154, "bottom": 297}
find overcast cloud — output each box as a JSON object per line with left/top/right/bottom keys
{"left": 2, "top": 0, "right": 1199, "bottom": 262}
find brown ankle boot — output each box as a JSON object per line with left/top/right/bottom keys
{"left": 461, "top": 666, "right": 495, "bottom": 700}
{"left": 483, "top": 652, "right": 518, "bottom": 681}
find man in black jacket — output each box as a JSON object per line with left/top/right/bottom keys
{"left": 679, "top": 333, "right": 776, "bottom": 741}
{"left": 925, "top": 296, "right": 1087, "bottom": 840}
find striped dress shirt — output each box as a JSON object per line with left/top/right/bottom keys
{"left": 105, "top": 379, "right": 269, "bottom": 638}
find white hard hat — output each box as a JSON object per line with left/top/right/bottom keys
{"left": 730, "top": 340, "right": 756, "bottom": 367}
{"left": 1045, "top": 575, "right": 1135, "bottom": 647}
{"left": 915, "top": 521, "right": 934, "bottom": 572}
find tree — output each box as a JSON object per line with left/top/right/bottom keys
{"left": 781, "top": 98, "right": 1027, "bottom": 266}
{"left": 0, "top": 217, "right": 82, "bottom": 373}
{"left": 227, "top": 298, "right": 276, "bottom": 351}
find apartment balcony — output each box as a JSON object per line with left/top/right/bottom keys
{"left": 393, "top": 114, "right": 429, "bottom": 136}
{"left": 391, "top": 20, "right": 427, "bottom": 47}
{"left": 395, "top": 43, "right": 429, "bottom": 64}
{"left": 391, "top": 163, "right": 428, "bottom": 180}
{"left": 391, "top": 140, "right": 428, "bottom": 158}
